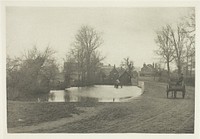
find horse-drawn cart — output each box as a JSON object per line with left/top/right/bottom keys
{"left": 166, "top": 78, "right": 186, "bottom": 99}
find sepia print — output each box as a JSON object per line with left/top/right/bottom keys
{"left": 5, "top": 6, "right": 196, "bottom": 134}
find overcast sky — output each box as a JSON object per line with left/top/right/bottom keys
{"left": 6, "top": 7, "right": 192, "bottom": 68}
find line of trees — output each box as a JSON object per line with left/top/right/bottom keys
{"left": 155, "top": 10, "right": 195, "bottom": 79}
{"left": 7, "top": 25, "right": 105, "bottom": 100}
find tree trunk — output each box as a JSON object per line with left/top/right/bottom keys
{"left": 178, "top": 64, "right": 181, "bottom": 76}
{"left": 177, "top": 57, "right": 182, "bottom": 76}
{"left": 86, "top": 57, "right": 91, "bottom": 85}
{"left": 167, "top": 58, "right": 170, "bottom": 78}
{"left": 186, "top": 54, "right": 189, "bottom": 77}
{"left": 190, "top": 56, "right": 193, "bottom": 76}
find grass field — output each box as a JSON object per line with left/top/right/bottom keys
{"left": 7, "top": 81, "right": 195, "bottom": 133}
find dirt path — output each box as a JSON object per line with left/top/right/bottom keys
{"left": 8, "top": 81, "right": 195, "bottom": 133}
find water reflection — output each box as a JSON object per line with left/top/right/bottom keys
{"left": 64, "top": 92, "right": 79, "bottom": 102}
{"left": 49, "top": 93, "right": 55, "bottom": 101}
{"left": 47, "top": 85, "right": 142, "bottom": 102}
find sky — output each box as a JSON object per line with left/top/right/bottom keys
{"left": 6, "top": 7, "right": 192, "bottom": 68}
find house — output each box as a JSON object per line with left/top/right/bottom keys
{"left": 96, "top": 64, "right": 114, "bottom": 84}
{"left": 140, "top": 63, "right": 158, "bottom": 76}
{"left": 119, "top": 71, "right": 132, "bottom": 85}
{"left": 97, "top": 64, "right": 138, "bottom": 85}
{"left": 118, "top": 69, "right": 138, "bottom": 85}
{"left": 109, "top": 65, "right": 119, "bottom": 83}
{"left": 64, "top": 62, "right": 138, "bottom": 86}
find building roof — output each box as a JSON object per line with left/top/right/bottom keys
{"left": 100, "top": 65, "right": 114, "bottom": 76}
{"left": 141, "top": 63, "right": 155, "bottom": 72}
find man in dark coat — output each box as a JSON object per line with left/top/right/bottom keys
{"left": 177, "top": 73, "right": 184, "bottom": 85}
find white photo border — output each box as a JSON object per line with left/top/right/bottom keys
{"left": 0, "top": 0, "right": 200, "bottom": 139}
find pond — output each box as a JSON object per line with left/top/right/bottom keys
{"left": 48, "top": 85, "right": 142, "bottom": 102}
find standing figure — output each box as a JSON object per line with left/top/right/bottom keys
{"left": 115, "top": 79, "right": 120, "bottom": 88}
{"left": 174, "top": 73, "right": 184, "bottom": 98}
{"left": 176, "top": 73, "right": 184, "bottom": 85}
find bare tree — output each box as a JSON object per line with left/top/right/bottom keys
{"left": 184, "top": 9, "right": 195, "bottom": 34}
{"left": 7, "top": 46, "right": 59, "bottom": 100}
{"left": 90, "top": 51, "right": 105, "bottom": 82}
{"left": 70, "top": 25, "right": 104, "bottom": 85}
{"left": 183, "top": 10, "right": 195, "bottom": 76}
{"left": 21, "top": 46, "right": 58, "bottom": 92}
{"left": 167, "top": 24, "right": 187, "bottom": 76}
{"left": 155, "top": 25, "right": 175, "bottom": 78}
{"left": 121, "top": 57, "right": 134, "bottom": 76}
{"left": 184, "top": 33, "right": 195, "bottom": 76}
{"left": 6, "top": 56, "right": 22, "bottom": 99}
{"left": 155, "top": 9, "right": 195, "bottom": 78}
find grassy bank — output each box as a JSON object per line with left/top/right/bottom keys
{"left": 7, "top": 81, "right": 195, "bottom": 133}
{"left": 7, "top": 101, "right": 100, "bottom": 128}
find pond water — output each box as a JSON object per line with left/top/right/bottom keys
{"left": 48, "top": 85, "right": 142, "bottom": 102}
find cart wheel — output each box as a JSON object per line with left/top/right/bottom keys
{"left": 174, "top": 91, "right": 177, "bottom": 99}
{"left": 166, "top": 85, "right": 169, "bottom": 98}
{"left": 182, "top": 91, "right": 185, "bottom": 98}
{"left": 167, "top": 91, "right": 169, "bottom": 98}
